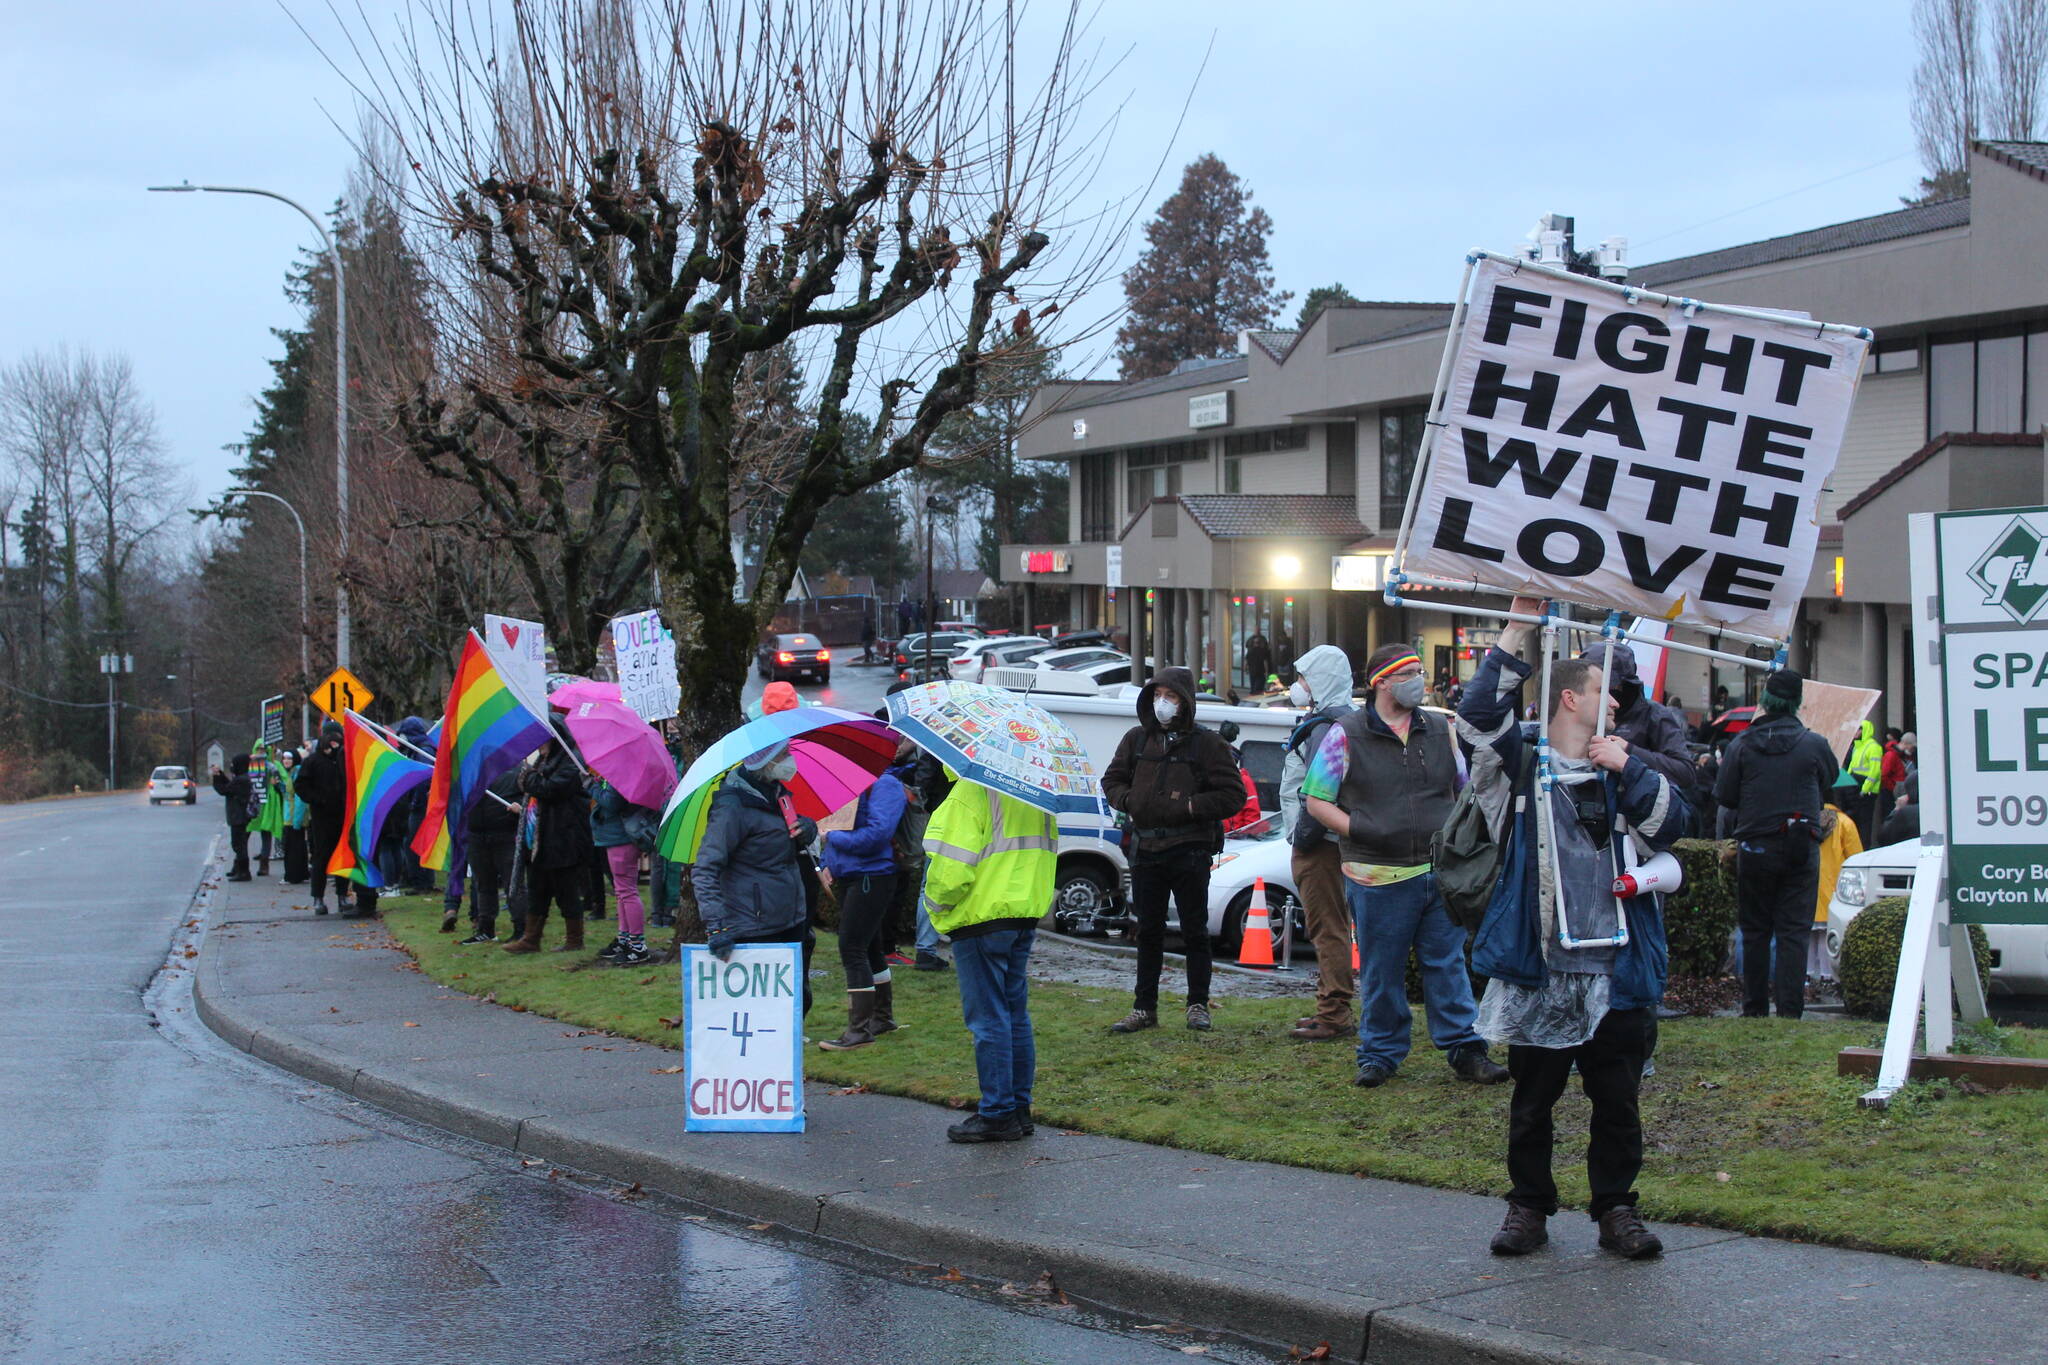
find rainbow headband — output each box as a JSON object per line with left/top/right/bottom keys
{"left": 1368, "top": 653, "right": 1422, "bottom": 688}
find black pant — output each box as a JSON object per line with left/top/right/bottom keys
{"left": 227, "top": 824, "right": 251, "bottom": 877}
{"left": 308, "top": 813, "right": 378, "bottom": 915}
{"left": 835, "top": 871, "right": 899, "bottom": 990}
{"left": 255, "top": 830, "right": 273, "bottom": 870}
{"left": 1737, "top": 833, "right": 1820, "bottom": 1019}
{"left": 281, "top": 827, "right": 309, "bottom": 882}
{"left": 1130, "top": 846, "right": 1213, "bottom": 1012}
{"left": 734, "top": 926, "right": 818, "bottom": 1017}
{"left": 1507, "top": 1006, "right": 1650, "bottom": 1218}
{"left": 525, "top": 861, "right": 585, "bottom": 927}
{"left": 467, "top": 829, "right": 518, "bottom": 934}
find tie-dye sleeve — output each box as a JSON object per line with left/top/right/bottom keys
{"left": 1299, "top": 722, "right": 1348, "bottom": 803}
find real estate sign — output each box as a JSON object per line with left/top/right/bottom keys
{"left": 681, "top": 943, "right": 805, "bottom": 1133}
{"left": 1935, "top": 506, "right": 2048, "bottom": 925}
{"left": 1406, "top": 255, "right": 1869, "bottom": 638}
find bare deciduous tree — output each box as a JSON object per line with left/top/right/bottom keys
{"left": 324, "top": 0, "right": 1123, "bottom": 749}
{"left": 1912, "top": 0, "right": 1981, "bottom": 198}
{"left": 1990, "top": 0, "right": 2048, "bottom": 139}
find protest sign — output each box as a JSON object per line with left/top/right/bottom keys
{"left": 260, "top": 695, "right": 286, "bottom": 747}
{"left": 682, "top": 943, "right": 805, "bottom": 1132}
{"left": 1798, "top": 680, "right": 1881, "bottom": 763}
{"left": 484, "top": 615, "right": 549, "bottom": 717}
{"left": 610, "top": 609, "right": 680, "bottom": 721}
{"left": 1405, "top": 256, "right": 1869, "bottom": 639}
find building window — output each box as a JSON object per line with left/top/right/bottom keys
{"left": 1379, "top": 403, "right": 1428, "bottom": 529}
{"left": 1125, "top": 440, "right": 1205, "bottom": 511}
{"left": 1861, "top": 339, "right": 1921, "bottom": 375}
{"left": 1223, "top": 457, "right": 1242, "bottom": 493}
{"left": 1927, "top": 326, "right": 2039, "bottom": 437}
{"left": 1326, "top": 420, "right": 1357, "bottom": 497}
{"left": 1079, "top": 454, "right": 1116, "bottom": 542}
{"left": 1221, "top": 427, "right": 1309, "bottom": 456}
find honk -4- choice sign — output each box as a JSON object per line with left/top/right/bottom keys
{"left": 682, "top": 943, "right": 805, "bottom": 1132}
{"left": 1936, "top": 507, "right": 2048, "bottom": 926}
{"left": 1406, "top": 255, "right": 1869, "bottom": 637}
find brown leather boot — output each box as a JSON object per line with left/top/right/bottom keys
{"left": 870, "top": 981, "right": 898, "bottom": 1037}
{"left": 818, "top": 991, "right": 878, "bottom": 1050}
{"left": 553, "top": 917, "right": 585, "bottom": 952}
{"left": 502, "top": 918, "right": 545, "bottom": 954}
{"left": 1597, "top": 1206, "right": 1663, "bottom": 1259}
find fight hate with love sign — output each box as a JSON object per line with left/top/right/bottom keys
{"left": 682, "top": 943, "right": 804, "bottom": 1133}
{"left": 1407, "top": 257, "right": 1869, "bottom": 638}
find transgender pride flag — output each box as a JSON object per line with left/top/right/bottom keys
{"left": 411, "top": 629, "right": 553, "bottom": 874}
{"left": 328, "top": 712, "right": 431, "bottom": 887}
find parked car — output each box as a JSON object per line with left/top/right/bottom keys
{"left": 934, "top": 621, "right": 986, "bottom": 637}
{"left": 1050, "top": 628, "right": 1113, "bottom": 650}
{"left": 1036, "top": 646, "right": 1128, "bottom": 671}
{"left": 949, "top": 636, "right": 1053, "bottom": 682}
{"left": 1206, "top": 812, "right": 1309, "bottom": 958}
{"left": 985, "top": 657, "right": 1134, "bottom": 696}
{"left": 1825, "top": 838, "right": 2048, "bottom": 994}
{"left": 148, "top": 765, "right": 197, "bottom": 805}
{"left": 756, "top": 631, "right": 831, "bottom": 684}
{"left": 1020, "top": 690, "right": 1302, "bottom": 938}
{"left": 892, "top": 631, "right": 976, "bottom": 668}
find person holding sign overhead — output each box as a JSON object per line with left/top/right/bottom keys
{"left": 1458, "top": 598, "right": 1693, "bottom": 1261}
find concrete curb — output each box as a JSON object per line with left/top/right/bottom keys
{"left": 190, "top": 921, "right": 1660, "bottom": 1365}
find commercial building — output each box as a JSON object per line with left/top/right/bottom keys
{"left": 1002, "top": 141, "right": 2048, "bottom": 727}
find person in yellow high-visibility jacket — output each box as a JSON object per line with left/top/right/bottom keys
{"left": 921, "top": 772, "right": 1058, "bottom": 1144}
{"left": 1845, "top": 719, "right": 1884, "bottom": 845}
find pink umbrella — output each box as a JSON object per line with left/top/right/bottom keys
{"left": 556, "top": 697, "right": 676, "bottom": 810}
{"left": 548, "top": 678, "right": 622, "bottom": 710}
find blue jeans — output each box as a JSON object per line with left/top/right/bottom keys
{"left": 914, "top": 896, "right": 942, "bottom": 955}
{"left": 952, "top": 928, "right": 1036, "bottom": 1120}
{"left": 1349, "top": 873, "right": 1483, "bottom": 1071}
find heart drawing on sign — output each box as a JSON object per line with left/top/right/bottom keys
{"left": 500, "top": 622, "right": 521, "bottom": 648}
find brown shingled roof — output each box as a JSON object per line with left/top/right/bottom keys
{"left": 1175, "top": 494, "right": 1370, "bottom": 540}
{"left": 1837, "top": 431, "right": 2045, "bottom": 520}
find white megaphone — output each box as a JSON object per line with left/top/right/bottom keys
{"left": 1612, "top": 850, "right": 1683, "bottom": 899}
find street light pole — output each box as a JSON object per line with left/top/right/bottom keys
{"left": 224, "top": 488, "right": 311, "bottom": 746}
{"left": 148, "top": 182, "right": 350, "bottom": 671}
{"left": 99, "top": 652, "right": 133, "bottom": 790}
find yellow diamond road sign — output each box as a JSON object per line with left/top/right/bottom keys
{"left": 311, "top": 667, "right": 375, "bottom": 724}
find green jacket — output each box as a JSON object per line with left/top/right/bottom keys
{"left": 1847, "top": 720, "right": 1883, "bottom": 796}
{"left": 920, "top": 779, "right": 1056, "bottom": 937}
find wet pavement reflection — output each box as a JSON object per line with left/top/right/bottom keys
{"left": 1, "top": 793, "right": 1255, "bottom": 1364}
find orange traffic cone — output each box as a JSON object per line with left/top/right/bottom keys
{"left": 1237, "top": 877, "right": 1276, "bottom": 967}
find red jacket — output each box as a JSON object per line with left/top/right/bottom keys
{"left": 1221, "top": 766, "right": 1262, "bottom": 834}
{"left": 1880, "top": 744, "right": 1909, "bottom": 792}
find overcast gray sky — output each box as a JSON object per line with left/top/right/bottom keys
{"left": 2, "top": 1, "right": 1918, "bottom": 508}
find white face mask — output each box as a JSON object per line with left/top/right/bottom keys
{"left": 760, "top": 755, "right": 799, "bottom": 783}
{"left": 1288, "top": 680, "right": 1313, "bottom": 708}
{"left": 1153, "top": 695, "right": 1181, "bottom": 725}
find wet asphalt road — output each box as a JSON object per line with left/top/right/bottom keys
{"left": 0, "top": 792, "right": 1253, "bottom": 1364}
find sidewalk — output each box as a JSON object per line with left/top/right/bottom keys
{"left": 193, "top": 868, "right": 2044, "bottom": 1364}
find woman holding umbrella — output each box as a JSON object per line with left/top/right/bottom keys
{"left": 691, "top": 742, "right": 819, "bottom": 1017}
{"left": 503, "top": 738, "right": 592, "bottom": 954}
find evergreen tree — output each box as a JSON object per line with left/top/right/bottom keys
{"left": 1115, "top": 155, "right": 1290, "bottom": 380}
{"left": 1295, "top": 283, "right": 1361, "bottom": 331}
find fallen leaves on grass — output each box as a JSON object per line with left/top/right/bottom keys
{"left": 658, "top": 1016, "right": 680, "bottom": 1029}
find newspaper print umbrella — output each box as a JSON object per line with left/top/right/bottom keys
{"left": 883, "top": 681, "right": 1103, "bottom": 816}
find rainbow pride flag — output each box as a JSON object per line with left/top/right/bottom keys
{"left": 411, "top": 630, "right": 553, "bottom": 873}
{"left": 327, "top": 711, "right": 431, "bottom": 887}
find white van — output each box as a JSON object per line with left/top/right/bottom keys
{"left": 1014, "top": 687, "right": 1305, "bottom": 935}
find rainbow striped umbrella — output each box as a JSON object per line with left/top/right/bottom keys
{"left": 658, "top": 706, "right": 899, "bottom": 863}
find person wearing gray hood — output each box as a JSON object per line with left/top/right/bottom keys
{"left": 1280, "top": 645, "right": 1360, "bottom": 1040}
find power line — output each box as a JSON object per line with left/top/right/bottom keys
{"left": 1636, "top": 152, "right": 1914, "bottom": 251}
{"left": 0, "top": 675, "right": 245, "bottom": 729}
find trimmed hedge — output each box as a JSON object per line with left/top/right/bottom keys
{"left": 1662, "top": 838, "right": 1739, "bottom": 979}
{"left": 1839, "top": 895, "right": 1993, "bottom": 1019}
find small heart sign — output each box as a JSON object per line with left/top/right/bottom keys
{"left": 500, "top": 622, "right": 521, "bottom": 648}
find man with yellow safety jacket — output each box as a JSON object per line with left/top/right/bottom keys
{"left": 1844, "top": 719, "right": 1883, "bottom": 845}
{"left": 921, "top": 773, "right": 1058, "bottom": 1143}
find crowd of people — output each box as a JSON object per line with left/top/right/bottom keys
{"left": 207, "top": 601, "right": 1912, "bottom": 1254}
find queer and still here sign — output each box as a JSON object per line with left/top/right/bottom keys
{"left": 681, "top": 943, "right": 805, "bottom": 1132}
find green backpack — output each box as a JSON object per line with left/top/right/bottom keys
{"left": 1431, "top": 782, "right": 1512, "bottom": 932}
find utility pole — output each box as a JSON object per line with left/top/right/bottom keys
{"left": 99, "top": 652, "right": 133, "bottom": 789}
{"left": 923, "top": 495, "right": 943, "bottom": 681}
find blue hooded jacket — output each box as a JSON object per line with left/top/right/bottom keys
{"left": 820, "top": 765, "right": 909, "bottom": 879}
{"left": 1455, "top": 644, "right": 1694, "bottom": 1012}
